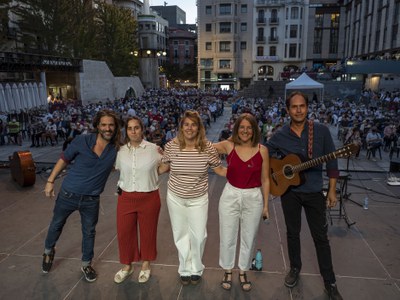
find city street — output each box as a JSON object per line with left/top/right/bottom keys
{"left": 0, "top": 108, "right": 399, "bottom": 300}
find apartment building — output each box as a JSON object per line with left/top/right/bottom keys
{"left": 198, "top": 0, "right": 313, "bottom": 90}
{"left": 198, "top": 0, "right": 253, "bottom": 90}
{"left": 341, "top": 0, "right": 400, "bottom": 60}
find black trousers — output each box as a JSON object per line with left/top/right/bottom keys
{"left": 281, "top": 190, "right": 336, "bottom": 284}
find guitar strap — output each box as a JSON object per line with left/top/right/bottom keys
{"left": 308, "top": 120, "right": 314, "bottom": 159}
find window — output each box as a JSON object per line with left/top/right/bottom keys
{"left": 220, "top": 4, "right": 231, "bottom": 15}
{"left": 291, "top": 7, "right": 299, "bottom": 19}
{"left": 257, "top": 46, "right": 264, "bottom": 56}
{"left": 289, "top": 43, "right": 297, "bottom": 58}
{"left": 219, "top": 60, "right": 231, "bottom": 69}
{"left": 329, "top": 29, "right": 339, "bottom": 54}
{"left": 220, "top": 41, "right": 231, "bottom": 52}
{"left": 258, "top": 10, "right": 265, "bottom": 23}
{"left": 270, "top": 27, "right": 277, "bottom": 42}
{"left": 200, "top": 58, "right": 213, "bottom": 67}
{"left": 270, "top": 46, "right": 276, "bottom": 56}
{"left": 240, "top": 41, "right": 247, "bottom": 49}
{"left": 185, "top": 40, "right": 189, "bottom": 46}
{"left": 315, "top": 14, "right": 323, "bottom": 27}
{"left": 206, "top": 23, "right": 212, "bottom": 32}
{"left": 271, "top": 9, "right": 278, "bottom": 21}
{"left": 173, "top": 40, "right": 178, "bottom": 45}
{"left": 313, "top": 29, "right": 322, "bottom": 54}
{"left": 331, "top": 13, "right": 339, "bottom": 28}
{"left": 258, "top": 27, "right": 264, "bottom": 38}
{"left": 220, "top": 22, "right": 231, "bottom": 33}
{"left": 290, "top": 25, "right": 298, "bottom": 38}
{"left": 206, "top": 6, "right": 212, "bottom": 15}
{"left": 206, "top": 42, "right": 212, "bottom": 50}
{"left": 241, "top": 23, "right": 247, "bottom": 31}
{"left": 241, "top": 4, "right": 247, "bottom": 13}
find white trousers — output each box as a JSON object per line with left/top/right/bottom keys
{"left": 166, "top": 190, "right": 208, "bottom": 276}
{"left": 219, "top": 182, "right": 263, "bottom": 271}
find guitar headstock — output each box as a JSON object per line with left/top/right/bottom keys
{"left": 336, "top": 143, "right": 360, "bottom": 158}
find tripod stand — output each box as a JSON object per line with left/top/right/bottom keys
{"left": 325, "top": 174, "right": 356, "bottom": 227}
{"left": 342, "top": 157, "right": 363, "bottom": 207}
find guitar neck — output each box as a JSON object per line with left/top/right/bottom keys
{"left": 293, "top": 152, "right": 337, "bottom": 173}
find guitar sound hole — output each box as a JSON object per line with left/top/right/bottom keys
{"left": 283, "top": 165, "right": 294, "bottom": 179}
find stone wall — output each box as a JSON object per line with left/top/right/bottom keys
{"left": 78, "top": 60, "right": 144, "bottom": 105}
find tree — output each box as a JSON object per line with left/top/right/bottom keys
{"left": 9, "top": 0, "right": 138, "bottom": 76}
{"left": 10, "top": 0, "right": 70, "bottom": 55}
{"left": 61, "top": 0, "right": 97, "bottom": 58}
{"left": 164, "top": 62, "right": 197, "bottom": 86}
{"left": 92, "top": 1, "right": 138, "bottom": 76}
{"left": 0, "top": 0, "right": 14, "bottom": 51}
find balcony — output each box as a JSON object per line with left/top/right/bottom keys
{"left": 268, "top": 36, "right": 279, "bottom": 43}
{"left": 257, "top": 17, "right": 266, "bottom": 24}
{"left": 256, "top": 36, "right": 266, "bottom": 44}
{"left": 269, "top": 17, "right": 279, "bottom": 25}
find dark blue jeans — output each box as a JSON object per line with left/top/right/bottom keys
{"left": 44, "top": 188, "right": 100, "bottom": 263}
{"left": 281, "top": 190, "right": 336, "bottom": 284}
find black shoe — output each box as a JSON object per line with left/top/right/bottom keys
{"left": 284, "top": 268, "right": 300, "bottom": 288}
{"left": 180, "top": 276, "right": 191, "bottom": 285}
{"left": 325, "top": 283, "right": 343, "bottom": 300}
{"left": 42, "top": 248, "right": 55, "bottom": 273}
{"left": 190, "top": 275, "right": 202, "bottom": 285}
{"left": 81, "top": 265, "right": 97, "bottom": 282}
{"left": 42, "top": 248, "right": 56, "bottom": 274}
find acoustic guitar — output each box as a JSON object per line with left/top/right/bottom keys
{"left": 0, "top": 151, "right": 36, "bottom": 187}
{"left": 269, "top": 144, "right": 359, "bottom": 196}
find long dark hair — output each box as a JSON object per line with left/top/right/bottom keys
{"left": 92, "top": 109, "right": 122, "bottom": 149}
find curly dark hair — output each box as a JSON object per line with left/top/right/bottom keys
{"left": 92, "top": 109, "right": 122, "bottom": 149}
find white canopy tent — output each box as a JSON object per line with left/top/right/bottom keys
{"left": 285, "top": 72, "right": 324, "bottom": 101}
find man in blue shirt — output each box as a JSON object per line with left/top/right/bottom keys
{"left": 42, "top": 109, "right": 121, "bottom": 282}
{"left": 266, "top": 92, "right": 343, "bottom": 300}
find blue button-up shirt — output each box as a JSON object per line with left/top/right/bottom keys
{"left": 266, "top": 122, "right": 339, "bottom": 193}
{"left": 61, "top": 133, "right": 117, "bottom": 196}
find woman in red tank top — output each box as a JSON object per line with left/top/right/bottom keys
{"left": 214, "top": 113, "right": 270, "bottom": 292}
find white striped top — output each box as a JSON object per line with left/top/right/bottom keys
{"left": 162, "top": 140, "right": 221, "bottom": 198}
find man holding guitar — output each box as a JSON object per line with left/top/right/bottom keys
{"left": 266, "top": 92, "right": 343, "bottom": 300}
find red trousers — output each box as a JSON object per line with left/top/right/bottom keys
{"left": 117, "top": 189, "right": 161, "bottom": 264}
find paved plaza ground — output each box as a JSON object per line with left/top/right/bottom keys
{"left": 0, "top": 107, "right": 399, "bottom": 300}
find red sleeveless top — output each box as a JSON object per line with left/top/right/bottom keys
{"left": 226, "top": 145, "right": 263, "bottom": 189}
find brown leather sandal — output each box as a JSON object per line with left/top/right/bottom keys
{"left": 239, "top": 272, "right": 252, "bottom": 291}
{"left": 221, "top": 272, "right": 232, "bottom": 290}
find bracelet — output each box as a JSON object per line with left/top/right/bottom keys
{"left": 47, "top": 181, "right": 55, "bottom": 184}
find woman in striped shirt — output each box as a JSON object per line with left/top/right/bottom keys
{"left": 160, "top": 110, "right": 226, "bottom": 286}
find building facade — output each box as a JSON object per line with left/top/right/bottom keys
{"left": 167, "top": 27, "right": 197, "bottom": 69}
{"left": 151, "top": 5, "right": 187, "bottom": 26}
{"left": 197, "top": 0, "right": 314, "bottom": 90}
{"left": 342, "top": 0, "right": 400, "bottom": 60}
{"left": 306, "top": 1, "right": 345, "bottom": 74}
